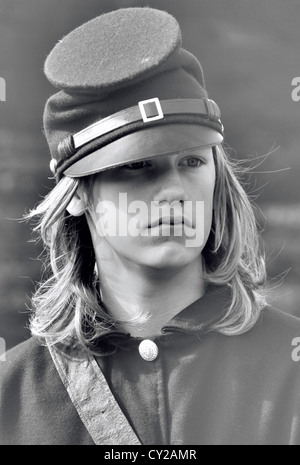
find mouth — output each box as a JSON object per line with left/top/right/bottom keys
{"left": 148, "top": 215, "right": 193, "bottom": 229}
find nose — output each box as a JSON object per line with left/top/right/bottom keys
{"left": 152, "top": 165, "right": 189, "bottom": 204}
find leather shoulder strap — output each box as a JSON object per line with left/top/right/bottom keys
{"left": 47, "top": 342, "right": 141, "bottom": 445}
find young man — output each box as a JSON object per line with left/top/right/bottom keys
{"left": 1, "top": 7, "right": 300, "bottom": 445}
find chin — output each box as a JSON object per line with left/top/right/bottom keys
{"left": 140, "top": 241, "right": 202, "bottom": 270}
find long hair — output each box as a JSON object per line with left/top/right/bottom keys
{"left": 204, "top": 145, "right": 266, "bottom": 334}
{"left": 26, "top": 144, "right": 267, "bottom": 353}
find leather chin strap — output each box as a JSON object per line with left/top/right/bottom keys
{"left": 57, "top": 98, "right": 223, "bottom": 163}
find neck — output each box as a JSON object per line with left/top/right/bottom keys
{"left": 97, "top": 257, "right": 206, "bottom": 338}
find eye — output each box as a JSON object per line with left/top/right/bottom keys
{"left": 180, "top": 156, "right": 204, "bottom": 168}
{"left": 123, "top": 160, "right": 151, "bottom": 170}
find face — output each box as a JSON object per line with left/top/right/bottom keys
{"left": 86, "top": 147, "right": 216, "bottom": 271}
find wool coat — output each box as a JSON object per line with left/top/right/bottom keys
{"left": 1, "top": 285, "right": 300, "bottom": 445}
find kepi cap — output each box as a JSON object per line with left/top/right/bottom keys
{"left": 43, "top": 8, "right": 224, "bottom": 180}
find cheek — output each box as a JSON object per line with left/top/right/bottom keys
{"left": 204, "top": 164, "right": 216, "bottom": 204}
{"left": 191, "top": 166, "right": 215, "bottom": 205}
{"left": 192, "top": 170, "right": 215, "bottom": 238}
{"left": 204, "top": 173, "right": 216, "bottom": 221}
{"left": 89, "top": 192, "right": 150, "bottom": 242}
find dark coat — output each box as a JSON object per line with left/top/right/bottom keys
{"left": 1, "top": 287, "right": 300, "bottom": 445}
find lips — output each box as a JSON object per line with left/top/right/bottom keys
{"left": 149, "top": 214, "right": 193, "bottom": 229}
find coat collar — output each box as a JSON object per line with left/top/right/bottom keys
{"left": 161, "top": 283, "right": 231, "bottom": 334}
{"left": 95, "top": 284, "right": 231, "bottom": 354}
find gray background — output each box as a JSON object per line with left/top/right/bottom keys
{"left": 0, "top": 0, "right": 299, "bottom": 349}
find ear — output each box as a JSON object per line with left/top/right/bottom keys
{"left": 66, "top": 191, "right": 87, "bottom": 217}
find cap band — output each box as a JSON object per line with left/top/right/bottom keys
{"left": 57, "top": 98, "right": 223, "bottom": 166}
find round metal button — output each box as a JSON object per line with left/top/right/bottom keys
{"left": 138, "top": 339, "right": 158, "bottom": 362}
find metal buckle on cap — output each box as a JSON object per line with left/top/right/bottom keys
{"left": 138, "top": 97, "right": 164, "bottom": 123}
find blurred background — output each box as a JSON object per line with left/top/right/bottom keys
{"left": 0, "top": 0, "right": 299, "bottom": 350}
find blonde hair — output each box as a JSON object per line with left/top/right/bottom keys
{"left": 205, "top": 145, "right": 266, "bottom": 334}
{"left": 26, "top": 144, "right": 267, "bottom": 353}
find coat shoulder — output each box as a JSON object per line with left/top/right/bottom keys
{"left": 0, "top": 337, "right": 94, "bottom": 445}
{"left": 0, "top": 337, "right": 50, "bottom": 383}
{"left": 233, "top": 305, "right": 300, "bottom": 365}
{"left": 259, "top": 305, "right": 300, "bottom": 335}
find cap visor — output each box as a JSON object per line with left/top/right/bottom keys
{"left": 64, "top": 124, "right": 223, "bottom": 177}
